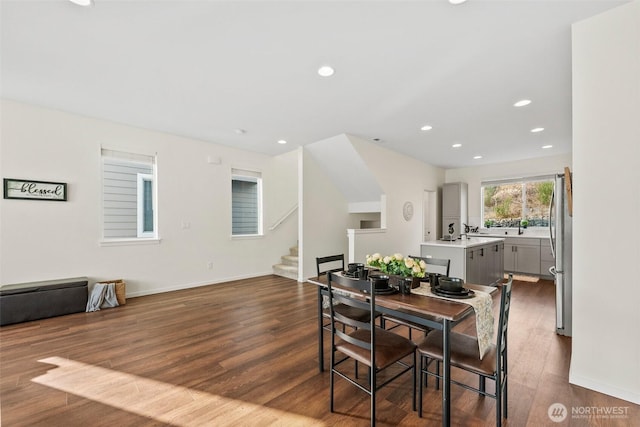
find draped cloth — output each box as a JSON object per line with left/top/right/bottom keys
{"left": 86, "top": 282, "right": 120, "bottom": 312}
{"left": 412, "top": 283, "right": 494, "bottom": 359}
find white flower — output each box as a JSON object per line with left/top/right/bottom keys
{"left": 405, "top": 258, "right": 415, "bottom": 268}
{"left": 419, "top": 260, "right": 427, "bottom": 270}
{"left": 413, "top": 265, "right": 422, "bottom": 274}
{"left": 383, "top": 256, "right": 391, "bottom": 264}
{"left": 371, "top": 253, "right": 381, "bottom": 260}
{"left": 393, "top": 253, "right": 403, "bottom": 261}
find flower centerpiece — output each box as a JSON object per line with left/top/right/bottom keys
{"left": 365, "top": 253, "right": 427, "bottom": 278}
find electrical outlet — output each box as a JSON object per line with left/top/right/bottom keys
{"left": 207, "top": 261, "right": 213, "bottom": 269}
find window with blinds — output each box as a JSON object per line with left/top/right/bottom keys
{"left": 231, "top": 169, "right": 262, "bottom": 236}
{"left": 102, "top": 149, "right": 157, "bottom": 239}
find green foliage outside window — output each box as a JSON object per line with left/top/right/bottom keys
{"left": 482, "top": 178, "right": 553, "bottom": 227}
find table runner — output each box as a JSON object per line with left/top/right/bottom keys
{"left": 411, "top": 283, "right": 494, "bottom": 359}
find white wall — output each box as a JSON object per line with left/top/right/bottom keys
{"left": 0, "top": 100, "right": 298, "bottom": 296}
{"left": 300, "top": 147, "right": 350, "bottom": 279}
{"left": 570, "top": 1, "right": 640, "bottom": 404}
{"left": 299, "top": 135, "right": 445, "bottom": 279}
{"left": 445, "top": 153, "right": 572, "bottom": 227}
{"left": 349, "top": 135, "right": 445, "bottom": 262}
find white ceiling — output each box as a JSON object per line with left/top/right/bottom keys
{"left": 0, "top": 0, "right": 629, "bottom": 168}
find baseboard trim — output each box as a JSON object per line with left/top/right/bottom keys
{"left": 569, "top": 372, "right": 640, "bottom": 405}
{"left": 125, "top": 271, "right": 276, "bottom": 299}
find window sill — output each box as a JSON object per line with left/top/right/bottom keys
{"left": 100, "top": 237, "right": 162, "bottom": 247}
{"left": 230, "top": 234, "right": 264, "bottom": 240}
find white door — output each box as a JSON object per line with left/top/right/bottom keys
{"left": 423, "top": 190, "right": 436, "bottom": 241}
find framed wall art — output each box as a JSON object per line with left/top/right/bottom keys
{"left": 3, "top": 178, "right": 67, "bottom": 201}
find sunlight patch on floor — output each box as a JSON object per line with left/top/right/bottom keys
{"left": 505, "top": 273, "right": 540, "bottom": 283}
{"left": 33, "top": 356, "right": 324, "bottom": 426}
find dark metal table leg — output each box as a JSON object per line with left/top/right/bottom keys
{"left": 317, "top": 286, "right": 324, "bottom": 372}
{"left": 442, "top": 319, "right": 451, "bottom": 427}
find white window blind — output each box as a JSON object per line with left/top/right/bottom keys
{"left": 231, "top": 168, "right": 262, "bottom": 236}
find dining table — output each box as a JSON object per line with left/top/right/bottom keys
{"left": 307, "top": 273, "right": 497, "bottom": 427}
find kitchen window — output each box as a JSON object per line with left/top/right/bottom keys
{"left": 102, "top": 149, "right": 158, "bottom": 242}
{"left": 481, "top": 176, "right": 553, "bottom": 228}
{"left": 231, "top": 168, "right": 263, "bottom": 236}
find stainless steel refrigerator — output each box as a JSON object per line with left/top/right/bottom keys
{"left": 549, "top": 173, "right": 572, "bottom": 336}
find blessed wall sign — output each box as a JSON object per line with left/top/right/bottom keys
{"left": 3, "top": 178, "right": 67, "bottom": 201}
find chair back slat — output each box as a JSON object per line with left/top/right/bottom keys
{"left": 317, "top": 254, "right": 345, "bottom": 277}
{"left": 497, "top": 274, "right": 513, "bottom": 355}
{"left": 327, "top": 272, "right": 376, "bottom": 358}
{"left": 409, "top": 255, "right": 451, "bottom": 276}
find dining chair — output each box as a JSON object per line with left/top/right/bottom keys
{"left": 410, "top": 255, "right": 451, "bottom": 276}
{"left": 327, "top": 271, "right": 417, "bottom": 427}
{"left": 416, "top": 273, "right": 513, "bottom": 426}
{"left": 382, "top": 256, "right": 450, "bottom": 340}
{"left": 317, "top": 255, "right": 380, "bottom": 330}
{"left": 317, "top": 255, "right": 381, "bottom": 373}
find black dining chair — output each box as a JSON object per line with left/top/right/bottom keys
{"left": 327, "top": 271, "right": 417, "bottom": 427}
{"left": 410, "top": 255, "right": 451, "bottom": 277}
{"left": 317, "top": 255, "right": 379, "bottom": 329}
{"left": 316, "top": 255, "right": 381, "bottom": 372}
{"left": 382, "top": 256, "right": 451, "bottom": 340}
{"left": 417, "top": 274, "right": 514, "bottom": 426}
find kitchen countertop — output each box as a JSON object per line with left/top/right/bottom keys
{"left": 469, "top": 230, "right": 550, "bottom": 240}
{"left": 421, "top": 236, "right": 504, "bottom": 249}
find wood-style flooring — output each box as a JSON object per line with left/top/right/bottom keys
{"left": 1, "top": 275, "right": 638, "bottom": 426}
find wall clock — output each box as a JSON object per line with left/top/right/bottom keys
{"left": 402, "top": 201, "right": 414, "bottom": 221}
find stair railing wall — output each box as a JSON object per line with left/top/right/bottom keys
{"left": 269, "top": 204, "right": 298, "bottom": 231}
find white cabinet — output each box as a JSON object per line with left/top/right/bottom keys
{"left": 442, "top": 182, "right": 468, "bottom": 238}
{"left": 503, "top": 237, "right": 541, "bottom": 275}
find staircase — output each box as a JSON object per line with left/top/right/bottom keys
{"left": 272, "top": 245, "right": 298, "bottom": 280}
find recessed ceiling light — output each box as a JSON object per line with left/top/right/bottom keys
{"left": 449, "top": 0, "right": 468, "bottom": 4}
{"left": 277, "top": 140, "right": 287, "bottom": 145}
{"left": 420, "top": 125, "right": 433, "bottom": 131}
{"left": 473, "top": 155, "right": 483, "bottom": 160}
{"left": 531, "top": 127, "right": 545, "bottom": 133}
{"left": 452, "top": 143, "right": 462, "bottom": 148}
{"left": 542, "top": 145, "right": 553, "bottom": 149}
{"left": 317, "top": 65, "right": 335, "bottom": 77}
{"left": 234, "top": 129, "right": 246, "bottom": 135}
{"left": 69, "top": 0, "right": 93, "bottom": 5}
{"left": 514, "top": 99, "right": 531, "bottom": 107}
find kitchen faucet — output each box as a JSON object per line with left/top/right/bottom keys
{"left": 518, "top": 219, "right": 524, "bottom": 235}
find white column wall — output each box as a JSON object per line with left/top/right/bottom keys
{"left": 571, "top": 0, "right": 640, "bottom": 404}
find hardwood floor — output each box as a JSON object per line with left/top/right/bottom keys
{"left": 1, "top": 275, "right": 637, "bottom": 426}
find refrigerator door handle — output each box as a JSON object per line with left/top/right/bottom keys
{"left": 549, "top": 188, "right": 556, "bottom": 259}
{"left": 556, "top": 271, "right": 564, "bottom": 331}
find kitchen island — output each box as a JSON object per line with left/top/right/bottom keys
{"left": 420, "top": 237, "right": 505, "bottom": 285}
